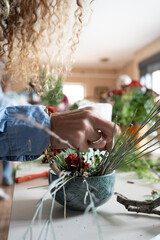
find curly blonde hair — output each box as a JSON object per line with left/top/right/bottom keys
{"left": 0, "top": 0, "right": 93, "bottom": 92}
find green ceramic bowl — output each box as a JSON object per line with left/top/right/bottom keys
{"left": 49, "top": 170, "right": 115, "bottom": 211}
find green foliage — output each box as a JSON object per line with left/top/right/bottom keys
{"left": 119, "top": 153, "right": 160, "bottom": 182}
{"left": 41, "top": 76, "right": 63, "bottom": 107}
{"left": 109, "top": 81, "right": 158, "bottom": 125}
{"left": 69, "top": 102, "right": 79, "bottom": 110}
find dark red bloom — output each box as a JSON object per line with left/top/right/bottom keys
{"left": 65, "top": 154, "right": 79, "bottom": 166}
{"left": 42, "top": 157, "right": 49, "bottom": 164}
{"left": 129, "top": 80, "right": 143, "bottom": 88}
{"left": 64, "top": 154, "right": 89, "bottom": 171}
{"left": 71, "top": 157, "right": 79, "bottom": 167}
{"left": 67, "top": 165, "right": 77, "bottom": 171}
{"left": 122, "top": 80, "right": 143, "bottom": 89}
{"left": 108, "top": 89, "right": 123, "bottom": 97}
{"left": 54, "top": 149, "right": 58, "bottom": 156}
{"left": 81, "top": 161, "right": 89, "bottom": 170}
{"left": 64, "top": 155, "right": 72, "bottom": 165}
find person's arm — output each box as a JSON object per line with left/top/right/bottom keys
{"left": 0, "top": 105, "right": 118, "bottom": 161}
{"left": 0, "top": 105, "right": 50, "bottom": 161}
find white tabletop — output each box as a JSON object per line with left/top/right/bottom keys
{"left": 8, "top": 159, "right": 160, "bottom": 240}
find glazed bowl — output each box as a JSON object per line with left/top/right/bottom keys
{"left": 48, "top": 170, "right": 115, "bottom": 211}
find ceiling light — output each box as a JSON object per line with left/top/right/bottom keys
{"left": 100, "top": 58, "right": 109, "bottom": 62}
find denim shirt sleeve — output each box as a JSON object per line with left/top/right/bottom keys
{"left": 0, "top": 105, "right": 50, "bottom": 161}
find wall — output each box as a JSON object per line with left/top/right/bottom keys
{"left": 118, "top": 38, "right": 160, "bottom": 80}
{"left": 65, "top": 68, "right": 118, "bottom": 102}
{"left": 118, "top": 60, "right": 137, "bottom": 80}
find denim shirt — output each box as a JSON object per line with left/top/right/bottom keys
{"left": 0, "top": 105, "right": 50, "bottom": 161}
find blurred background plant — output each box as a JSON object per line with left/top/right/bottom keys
{"left": 118, "top": 152, "right": 160, "bottom": 182}
{"left": 40, "top": 70, "right": 63, "bottom": 107}
{"left": 108, "top": 80, "right": 159, "bottom": 126}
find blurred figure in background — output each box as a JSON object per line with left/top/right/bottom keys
{"left": 0, "top": 72, "right": 13, "bottom": 187}
{"left": 116, "top": 75, "right": 132, "bottom": 89}
{"left": 0, "top": 71, "right": 28, "bottom": 188}
{"left": 1, "top": 73, "right": 29, "bottom": 106}
{"left": 99, "top": 90, "right": 109, "bottom": 103}
{"left": 20, "top": 81, "right": 42, "bottom": 105}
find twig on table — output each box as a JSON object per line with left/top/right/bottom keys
{"left": 116, "top": 193, "right": 160, "bottom": 216}
{"left": 63, "top": 185, "right": 66, "bottom": 219}
{"left": 27, "top": 184, "right": 48, "bottom": 189}
{"left": 126, "top": 181, "right": 135, "bottom": 184}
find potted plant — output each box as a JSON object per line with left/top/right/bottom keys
{"left": 48, "top": 149, "right": 115, "bottom": 211}
{"left": 42, "top": 102, "right": 160, "bottom": 212}
{"left": 108, "top": 80, "right": 159, "bottom": 147}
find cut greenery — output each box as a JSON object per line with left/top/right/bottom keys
{"left": 118, "top": 153, "right": 160, "bottom": 182}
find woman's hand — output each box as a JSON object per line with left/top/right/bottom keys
{"left": 50, "top": 107, "right": 118, "bottom": 152}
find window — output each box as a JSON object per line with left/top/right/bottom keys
{"left": 63, "top": 83, "right": 84, "bottom": 104}
{"left": 152, "top": 70, "right": 160, "bottom": 95}
{"left": 139, "top": 52, "right": 160, "bottom": 94}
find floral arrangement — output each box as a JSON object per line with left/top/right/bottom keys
{"left": 16, "top": 101, "right": 160, "bottom": 240}
{"left": 108, "top": 80, "right": 159, "bottom": 126}
{"left": 42, "top": 148, "right": 107, "bottom": 177}
{"left": 40, "top": 101, "right": 160, "bottom": 178}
